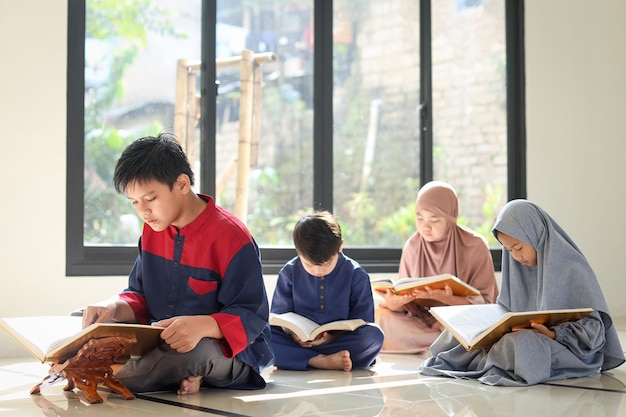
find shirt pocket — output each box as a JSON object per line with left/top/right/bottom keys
{"left": 188, "top": 277, "right": 218, "bottom": 295}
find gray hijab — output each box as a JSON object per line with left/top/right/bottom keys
{"left": 492, "top": 199, "right": 624, "bottom": 370}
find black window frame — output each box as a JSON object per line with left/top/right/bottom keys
{"left": 66, "top": 0, "right": 525, "bottom": 276}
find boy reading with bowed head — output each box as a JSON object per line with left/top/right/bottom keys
{"left": 82, "top": 133, "right": 274, "bottom": 395}
{"left": 270, "top": 211, "right": 384, "bottom": 371}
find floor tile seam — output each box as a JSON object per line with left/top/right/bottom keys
{"left": 134, "top": 393, "right": 252, "bottom": 416}
{"left": 541, "top": 382, "right": 626, "bottom": 394}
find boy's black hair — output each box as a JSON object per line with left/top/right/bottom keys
{"left": 293, "top": 211, "right": 342, "bottom": 265}
{"left": 113, "top": 132, "right": 194, "bottom": 194}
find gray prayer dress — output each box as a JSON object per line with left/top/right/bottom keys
{"left": 420, "top": 199, "right": 624, "bottom": 386}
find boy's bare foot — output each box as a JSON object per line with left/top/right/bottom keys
{"left": 308, "top": 350, "right": 352, "bottom": 371}
{"left": 177, "top": 376, "right": 202, "bottom": 395}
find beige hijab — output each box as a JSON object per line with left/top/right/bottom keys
{"left": 398, "top": 181, "right": 498, "bottom": 303}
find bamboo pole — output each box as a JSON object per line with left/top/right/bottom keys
{"left": 360, "top": 99, "right": 382, "bottom": 194}
{"left": 250, "top": 57, "right": 263, "bottom": 167}
{"left": 234, "top": 49, "right": 255, "bottom": 222}
{"left": 174, "top": 59, "right": 189, "bottom": 149}
{"left": 181, "top": 52, "right": 277, "bottom": 71}
{"left": 185, "top": 70, "right": 199, "bottom": 166}
{"left": 173, "top": 51, "right": 277, "bottom": 222}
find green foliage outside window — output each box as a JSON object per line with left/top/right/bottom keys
{"left": 82, "top": 0, "right": 503, "bottom": 250}
{"left": 83, "top": 0, "right": 183, "bottom": 245}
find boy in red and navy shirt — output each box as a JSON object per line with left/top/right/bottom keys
{"left": 83, "top": 133, "right": 273, "bottom": 394}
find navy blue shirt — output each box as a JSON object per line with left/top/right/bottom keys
{"left": 271, "top": 253, "right": 375, "bottom": 324}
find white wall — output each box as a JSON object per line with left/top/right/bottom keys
{"left": 1, "top": 0, "right": 625, "bottom": 357}
{"left": 0, "top": 1, "right": 127, "bottom": 357}
{"left": 524, "top": 0, "right": 626, "bottom": 318}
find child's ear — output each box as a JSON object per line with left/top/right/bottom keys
{"left": 175, "top": 174, "right": 191, "bottom": 193}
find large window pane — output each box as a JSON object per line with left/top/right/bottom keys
{"left": 432, "top": 0, "right": 507, "bottom": 246}
{"left": 83, "top": 0, "right": 201, "bottom": 246}
{"left": 68, "top": 0, "right": 520, "bottom": 276}
{"left": 333, "top": 0, "right": 421, "bottom": 247}
{"left": 215, "top": 1, "right": 314, "bottom": 246}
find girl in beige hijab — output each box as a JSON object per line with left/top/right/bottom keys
{"left": 375, "top": 181, "right": 498, "bottom": 353}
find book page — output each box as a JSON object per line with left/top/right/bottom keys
{"left": 270, "top": 313, "right": 366, "bottom": 342}
{"left": 46, "top": 323, "right": 164, "bottom": 362}
{"left": 470, "top": 308, "right": 594, "bottom": 350}
{"left": 429, "top": 304, "right": 509, "bottom": 347}
{"left": 371, "top": 274, "right": 453, "bottom": 290}
{"left": 0, "top": 316, "right": 84, "bottom": 362}
{"left": 393, "top": 275, "right": 479, "bottom": 296}
{"left": 430, "top": 305, "right": 594, "bottom": 350}
{"left": 370, "top": 277, "right": 395, "bottom": 289}
{"left": 269, "top": 312, "right": 321, "bottom": 341}
{"left": 314, "top": 319, "right": 366, "bottom": 339}
{"left": 1, "top": 316, "right": 164, "bottom": 363}
{"left": 395, "top": 274, "right": 452, "bottom": 287}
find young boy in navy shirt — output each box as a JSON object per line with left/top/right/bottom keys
{"left": 82, "top": 132, "right": 273, "bottom": 394}
{"left": 270, "top": 211, "right": 383, "bottom": 371}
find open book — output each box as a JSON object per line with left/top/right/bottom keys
{"left": 269, "top": 312, "right": 366, "bottom": 342}
{"left": 429, "top": 304, "right": 594, "bottom": 351}
{"left": 370, "top": 274, "right": 480, "bottom": 306}
{"left": 0, "top": 315, "right": 164, "bottom": 363}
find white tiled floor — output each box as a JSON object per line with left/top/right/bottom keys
{"left": 2, "top": 330, "right": 626, "bottom": 417}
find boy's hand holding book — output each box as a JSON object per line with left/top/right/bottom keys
{"left": 284, "top": 327, "right": 337, "bottom": 348}
{"left": 82, "top": 299, "right": 136, "bottom": 328}
{"left": 82, "top": 305, "right": 115, "bottom": 328}
{"left": 269, "top": 312, "right": 366, "bottom": 343}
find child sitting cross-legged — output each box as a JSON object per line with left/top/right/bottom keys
{"left": 270, "top": 210, "right": 384, "bottom": 371}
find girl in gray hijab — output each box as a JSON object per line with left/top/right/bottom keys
{"left": 420, "top": 199, "right": 624, "bottom": 386}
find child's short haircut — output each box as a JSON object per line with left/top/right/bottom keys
{"left": 293, "top": 211, "right": 342, "bottom": 264}
{"left": 113, "top": 132, "right": 194, "bottom": 194}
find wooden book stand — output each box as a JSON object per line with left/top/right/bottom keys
{"left": 31, "top": 336, "right": 137, "bottom": 404}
